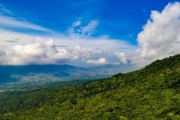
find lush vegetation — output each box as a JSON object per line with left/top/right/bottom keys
{"left": 0, "top": 54, "right": 179, "bottom": 120}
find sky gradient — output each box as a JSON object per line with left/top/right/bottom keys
{"left": 0, "top": 0, "right": 180, "bottom": 67}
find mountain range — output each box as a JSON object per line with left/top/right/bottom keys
{"left": 0, "top": 64, "right": 137, "bottom": 91}
{"left": 0, "top": 54, "right": 179, "bottom": 119}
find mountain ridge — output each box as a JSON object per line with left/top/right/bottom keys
{"left": 0, "top": 54, "right": 179, "bottom": 119}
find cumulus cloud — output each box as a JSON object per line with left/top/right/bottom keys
{"left": 0, "top": 28, "right": 136, "bottom": 65}
{"left": 0, "top": 38, "right": 78, "bottom": 65}
{"left": 0, "top": 37, "right": 127, "bottom": 65}
{"left": 86, "top": 58, "right": 108, "bottom": 65}
{"left": 0, "top": 7, "right": 136, "bottom": 66}
{"left": 73, "top": 46, "right": 103, "bottom": 59}
{"left": 114, "top": 52, "right": 129, "bottom": 64}
{"left": 134, "top": 2, "right": 180, "bottom": 65}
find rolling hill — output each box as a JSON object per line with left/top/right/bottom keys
{"left": 0, "top": 54, "right": 179, "bottom": 120}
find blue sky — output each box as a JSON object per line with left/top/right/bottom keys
{"left": 0, "top": 0, "right": 180, "bottom": 67}
{"left": 0, "top": 0, "right": 176, "bottom": 43}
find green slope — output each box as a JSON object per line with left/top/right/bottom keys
{"left": 0, "top": 54, "right": 179, "bottom": 120}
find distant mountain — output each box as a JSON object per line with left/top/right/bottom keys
{"left": 0, "top": 63, "right": 138, "bottom": 91}
{"left": 0, "top": 54, "right": 179, "bottom": 119}
{"left": 0, "top": 64, "right": 116, "bottom": 90}
{"left": 0, "top": 64, "right": 77, "bottom": 83}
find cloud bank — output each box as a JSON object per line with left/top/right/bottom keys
{"left": 0, "top": 2, "right": 180, "bottom": 67}
{"left": 0, "top": 12, "right": 135, "bottom": 65}
{"left": 0, "top": 38, "right": 75, "bottom": 65}
{"left": 134, "top": 2, "right": 180, "bottom": 65}
{"left": 0, "top": 37, "right": 133, "bottom": 65}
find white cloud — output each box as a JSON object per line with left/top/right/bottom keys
{"left": 134, "top": 2, "right": 180, "bottom": 65}
{"left": 2, "top": 2, "right": 180, "bottom": 67}
{"left": 0, "top": 2, "right": 180, "bottom": 68}
{"left": 72, "top": 20, "right": 81, "bottom": 27}
{"left": 0, "top": 29, "right": 36, "bottom": 46}
{"left": 73, "top": 46, "right": 102, "bottom": 59}
{"left": 0, "top": 27, "right": 136, "bottom": 65}
{"left": 114, "top": 52, "right": 129, "bottom": 64}
{"left": 0, "top": 14, "right": 51, "bottom": 32}
{"left": 0, "top": 34, "right": 136, "bottom": 65}
{"left": 69, "top": 20, "right": 98, "bottom": 38}
{"left": 0, "top": 38, "right": 78, "bottom": 65}
{"left": 0, "top": 10, "right": 137, "bottom": 66}
{"left": 0, "top": 28, "right": 136, "bottom": 51}
{"left": 81, "top": 20, "right": 98, "bottom": 36}
{"left": 86, "top": 58, "right": 108, "bottom": 65}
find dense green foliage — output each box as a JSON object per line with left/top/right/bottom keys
{"left": 0, "top": 54, "right": 179, "bottom": 120}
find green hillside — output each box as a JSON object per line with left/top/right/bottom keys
{"left": 0, "top": 54, "right": 179, "bottom": 120}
